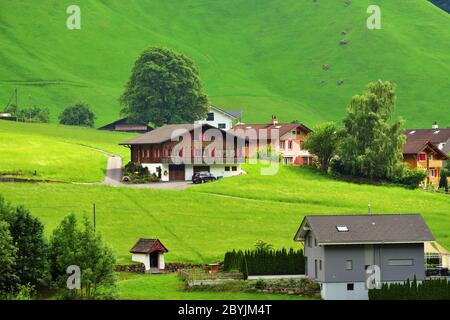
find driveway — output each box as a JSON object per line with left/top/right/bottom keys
{"left": 103, "top": 156, "right": 192, "bottom": 190}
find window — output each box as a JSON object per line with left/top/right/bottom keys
{"left": 231, "top": 166, "right": 237, "bottom": 171}
{"left": 314, "top": 260, "right": 318, "bottom": 278}
{"left": 347, "top": 283, "right": 354, "bottom": 291}
{"left": 288, "top": 140, "right": 293, "bottom": 150}
{"left": 430, "top": 168, "right": 437, "bottom": 177}
{"left": 307, "top": 235, "right": 312, "bottom": 248}
{"left": 336, "top": 225, "right": 349, "bottom": 232}
{"left": 314, "top": 238, "right": 317, "bottom": 246}
{"left": 429, "top": 154, "right": 433, "bottom": 161}
{"left": 279, "top": 141, "right": 285, "bottom": 149}
{"left": 388, "top": 259, "right": 414, "bottom": 266}
{"left": 207, "top": 112, "right": 214, "bottom": 121}
{"left": 292, "top": 130, "right": 296, "bottom": 135}
{"left": 418, "top": 153, "right": 426, "bottom": 161}
{"left": 218, "top": 123, "right": 226, "bottom": 129}
{"left": 284, "top": 157, "right": 293, "bottom": 165}
{"left": 225, "top": 166, "right": 230, "bottom": 172}
{"left": 319, "top": 260, "right": 322, "bottom": 271}
{"left": 346, "top": 260, "right": 353, "bottom": 270}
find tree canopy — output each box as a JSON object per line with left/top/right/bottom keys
{"left": 59, "top": 103, "right": 96, "bottom": 127}
{"left": 120, "top": 46, "right": 209, "bottom": 126}
{"left": 338, "top": 80, "right": 405, "bottom": 180}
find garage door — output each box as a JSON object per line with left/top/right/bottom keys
{"left": 193, "top": 166, "right": 210, "bottom": 174}
{"left": 169, "top": 164, "right": 185, "bottom": 181}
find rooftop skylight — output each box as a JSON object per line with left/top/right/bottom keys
{"left": 336, "top": 225, "right": 349, "bottom": 232}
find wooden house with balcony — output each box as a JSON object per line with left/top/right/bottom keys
{"left": 229, "top": 116, "right": 313, "bottom": 165}
{"left": 403, "top": 139, "right": 449, "bottom": 185}
{"left": 119, "top": 123, "right": 245, "bottom": 181}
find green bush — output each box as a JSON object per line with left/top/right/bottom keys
{"left": 59, "top": 103, "right": 96, "bottom": 127}
{"left": 369, "top": 276, "right": 450, "bottom": 300}
{"left": 6, "top": 104, "right": 49, "bottom": 123}
{"left": 396, "top": 168, "right": 427, "bottom": 189}
{"left": 223, "top": 248, "right": 305, "bottom": 276}
{"left": 123, "top": 162, "right": 158, "bottom": 184}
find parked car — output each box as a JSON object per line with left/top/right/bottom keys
{"left": 192, "top": 172, "right": 217, "bottom": 184}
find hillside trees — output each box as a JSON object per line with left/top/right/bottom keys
{"left": 0, "top": 196, "right": 48, "bottom": 287}
{"left": 120, "top": 46, "right": 209, "bottom": 126}
{"left": 5, "top": 104, "right": 49, "bottom": 123}
{"left": 49, "top": 213, "right": 117, "bottom": 299}
{"left": 0, "top": 221, "right": 18, "bottom": 295}
{"left": 304, "top": 122, "right": 344, "bottom": 172}
{"left": 59, "top": 103, "right": 96, "bottom": 127}
{"left": 338, "top": 80, "right": 405, "bottom": 180}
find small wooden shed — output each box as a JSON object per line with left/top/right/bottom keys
{"left": 130, "top": 238, "right": 169, "bottom": 273}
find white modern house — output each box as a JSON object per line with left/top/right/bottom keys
{"left": 195, "top": 105, "right": 241, "bottom": 131}
{"left": 130, "top": 238, "right": 168, "bottom": 273}
{"left": 120, "top": 123, "right": 245, "bottom": 181}
{"left": 294, "top": 214, "right": 435, "bottom": 300}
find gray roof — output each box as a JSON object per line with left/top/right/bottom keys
{"left": 294, "top": 214, "right": 435, "bottom": 245}
{"left": 226, "top": 110, "right": 242, "bottom": 119}
{"left": 119, "top": 123, "right": 243, "bottom": 145}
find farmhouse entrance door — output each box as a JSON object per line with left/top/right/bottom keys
{"left": 150, "top": 252, "right": 159, "bottom": 268}
{"left": 169, "top": 164, "right": 185, "bottom": 181}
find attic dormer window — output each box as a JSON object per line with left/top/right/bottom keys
{"left": 409, "top": 131, "right": 416, "bottom": 135}
{"left": 336, "top": 225, "right": 349, "bottom": 232}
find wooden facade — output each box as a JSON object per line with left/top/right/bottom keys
{"left": 403, "top": 141, "right": 449, "bottom": 185}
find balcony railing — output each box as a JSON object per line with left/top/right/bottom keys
{"left": 160, "top": 156, "right": 245, "bottom": 164}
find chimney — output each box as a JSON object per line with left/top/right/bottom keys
{"left": 271, "top": 115, "right": 278, "bottom": 125}
{"left": 432, "top": 121, "right": 439, "bottom": 130}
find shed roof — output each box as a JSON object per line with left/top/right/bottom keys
{"left": 294, "top": 214, "right": 435, "bottom": 245}
{"left": 130, "top": 238, "right": 168, "bottom": 254}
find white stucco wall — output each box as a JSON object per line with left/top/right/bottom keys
{"left": 185, "top": 164, "right": 242, "bottom": 180}
{"left": 195, "top": 109, "right": 234, "bottom": 130}
{"left": 321, "top": 282, "right": 368, "bottom": 300}
{"left": 142, "top": 163, "right": 170, "bottom": 182}
{"left": 131, "top": 253, "right": 150, "bottom": 271}
{"left": 158, "top": 252, "right": 165, "bottom": 270}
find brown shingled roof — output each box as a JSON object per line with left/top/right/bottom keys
{"left": 130, "top": 238, "right": 168, "bottom": 254}
{"left": 230, "top": 123, "right": 311, "bottom": 140}
{"left": 294, "top": 214, "right": 435, "bottom": 245}
{"left": 119, "top": 123, "right": 243, "bottom": 145}
{"left": 403, "top": 139, "right": 449, "bottom": 160}
{"left": 405, "top": 128, "right": 450, "bottom": 144}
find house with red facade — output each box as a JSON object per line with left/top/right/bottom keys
{"left": 120, "top": 123, "right": 245, "bottom": 181}
{"left": 229, "top": 116, "right": 313, "bottom": 165}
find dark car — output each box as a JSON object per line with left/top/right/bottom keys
{"left": 192, "top": 172, "right": 217, "bottom": 184}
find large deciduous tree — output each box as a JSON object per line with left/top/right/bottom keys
{"left": 59, "top": 103, "right": 96, "bottom": 127}
{"left": 120, "top": 46, "right": 209, "bottom": 126}
{"left": 338, "top": 80, "right": 405, "bottom": 180}
{"left": 304, "top": 122, "right": 344, "bottom": 172}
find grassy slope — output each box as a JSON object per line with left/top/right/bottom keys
{"left": 0, "top": 120, "right": 134, "bottom": 181}
{"left": 1, "top": 0, "right": 450, "bottom": 127}
{"left": 0, "top": 166, "right": 448, "bottom": 264}
{"left": 117, "top": 273, "right": 310, "bottom": 300}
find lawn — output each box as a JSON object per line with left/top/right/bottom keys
{"left": 0, "top": 120, "right": 134, "bottom": 182}
{"left": 0, "top": 165, "right": 448, "bottom": 265}
{"left": 117, "top": 272, "right": 311, "bottom": 300}
{"left": 1, "top": 1, "right": 450, "bottom": 127}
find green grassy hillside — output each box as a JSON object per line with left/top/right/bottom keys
{"left": 1, "top": 0, "right": 449, "bottom": 127}
{"left": 0, "top": 120, "right": 134, "bottom": 181}
{"left": 0, "top": 165, "right": 448, "bottom": 264}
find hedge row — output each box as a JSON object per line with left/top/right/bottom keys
{"left": 369, "top": 276, "right": 450, "bottom": 300}
{"left": 223, "top": 248, "right": 305, "bottom": 276}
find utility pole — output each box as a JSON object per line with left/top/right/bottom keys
{"left": 93, "top": 203, "right": 96, "bottom": 232}
{"left": 15, "top": 88, "right": 18, "bottom": 108}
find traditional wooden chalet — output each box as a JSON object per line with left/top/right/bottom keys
{"left": 130, "top": 238, "right": 168, "bottom": 273}
{"left": 98, "top": 117, "right": 152, "bottom": 133}
{"left": 229, "top": 116, "right": 313, "bottom": 165}
{"left": 403, "top": 139, "right": 449, "bottom": 185}
{"left": 119, "top": 123, "right": 245, "bottom": 181}
{"left": 405, "top": 122, "right": 450, "bottom": 155}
